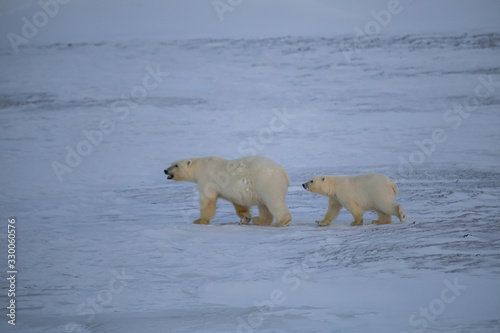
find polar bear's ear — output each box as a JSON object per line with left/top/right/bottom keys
{"left": 322, "top": 177, "right": 325, "bottom": 182}
{"left": 187, "top": 160, "right": 192, "bottom": 167}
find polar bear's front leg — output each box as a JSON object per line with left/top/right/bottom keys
{"left": 316, "top": 197, "right": 342, "bottom": 227}
{"left": 233, "top": 203, "right": 252, "bottom": 225}
{"left": 194, "top": 195, "right": 217, "bottom": 225}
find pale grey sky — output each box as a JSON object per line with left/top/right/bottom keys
{"left": 1, "top": 0, "right": 499, "bottom": 45}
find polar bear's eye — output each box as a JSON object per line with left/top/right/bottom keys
{"left": 310, "top": 180, "right": 313, "bottom": 183}
{"left": 174, "top": 164, "right": 178, "bottom": 168}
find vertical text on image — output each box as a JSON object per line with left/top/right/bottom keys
{"left": 6, "top": 218, "right": 17, "bottom": 326}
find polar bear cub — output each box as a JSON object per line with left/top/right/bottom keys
{"left": 302, "top": 173, "right": 406, "bottom": 226}
{"left": 164, "top": 156, "right": 292, "bottom": 227}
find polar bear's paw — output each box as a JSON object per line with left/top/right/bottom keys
{"left": 252, "top": 217, "right": 273, "bottom": 226}
{"left": 276, "top": 216, "right": 292, "bottom": 227}
{"left": 239, "top": 216, "right": 252, "bottom": 225}
{"left": 193, "top": 218, "right": 210, "bottom": 225}
{"left": 371, "top": 219, "right": 391, "bottom": 225}
{"left": 316, "top": 220, "right": 331, "bottom": 227}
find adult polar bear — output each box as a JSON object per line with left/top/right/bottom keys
{"left": 302, "top": 173, "right": 407, "bottom": 226}
{"left": 164, "top": 156, "right": 292, "bottom": 227}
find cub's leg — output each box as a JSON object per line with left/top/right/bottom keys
{"left": 193, "top": 195, "right": 217, "bottom": 225}
{"left": 317, "top": 197, "right": 342, "bottom": 226}
{"left": 372, "top": 210, "right": 392, "bottom": 225}
{"left": 233, "top": 203, "right": 252, "bottom": 225}
{"left": 252, "top": 204, "right": 274, "bottom": 226}
{"left": 396, "top": 204, "right": 407, "bottom": 223}
{"left": 344, "top": 201, "right": 364, "bottom": 226}
{"left": 385, "top": 203, "right": 407, "bottom": 223}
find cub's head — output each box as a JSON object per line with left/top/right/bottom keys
{"left": 164, "top": 158, "right": 196, "bottom": 182}
{"left": 302, "top": 175, "right": 335, "bottom": 196}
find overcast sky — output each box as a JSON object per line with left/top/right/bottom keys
{"left": 1, "top": 0, "right": 499, "bottom": 45}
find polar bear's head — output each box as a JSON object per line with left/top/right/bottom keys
{"left": 302, "top": 176, "right": 336, "bottom": 196}
{"left": 164, "top": 158, "right": 197, "bottom": 182}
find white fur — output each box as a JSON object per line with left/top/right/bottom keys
{"left": 302, "top": 173, "right": 407, "bottom": 226}
{"left": 165, "top": 156, "right": 292, "bottom": 226}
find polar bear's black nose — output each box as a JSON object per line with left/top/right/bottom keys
{"left": 164, "top": 170, "right": 168, "bottom": 175}
{"left": 302, "top": 183, "right": 307, "bottom": 189}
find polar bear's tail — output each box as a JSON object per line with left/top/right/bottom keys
{"left": 281, "top": 169, "right": 290, "bottom": 187}
{"left": 391, "top": 182, "right": 398, "bottom": 197}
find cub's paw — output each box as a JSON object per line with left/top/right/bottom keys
{"left": 350, "top": 221, "right": 363, "bottom": 226}
{"left": 193, "top": 219, "right": 210, "bottom": 225}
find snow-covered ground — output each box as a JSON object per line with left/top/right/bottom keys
{"left": 1, "top": 32, "right": 499, "bottom": 332}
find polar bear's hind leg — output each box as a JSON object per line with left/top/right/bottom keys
{"left": 252, "top": 204, "right": 274, "bottom": 225}
{"left": 276, "top": 213, "right": 292, "bottom": 227}
{"left": 265, "top": 196, "right": 292, "bottom": 227}
{"left": 372, "top": 210, "right": 392, "bottom": 224}
{"left": 396, "top": 204, "right": 407, "bottom": 223}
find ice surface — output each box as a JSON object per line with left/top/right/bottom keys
{"left": 0, "top": 32, "right": 499, "bottom": 332}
